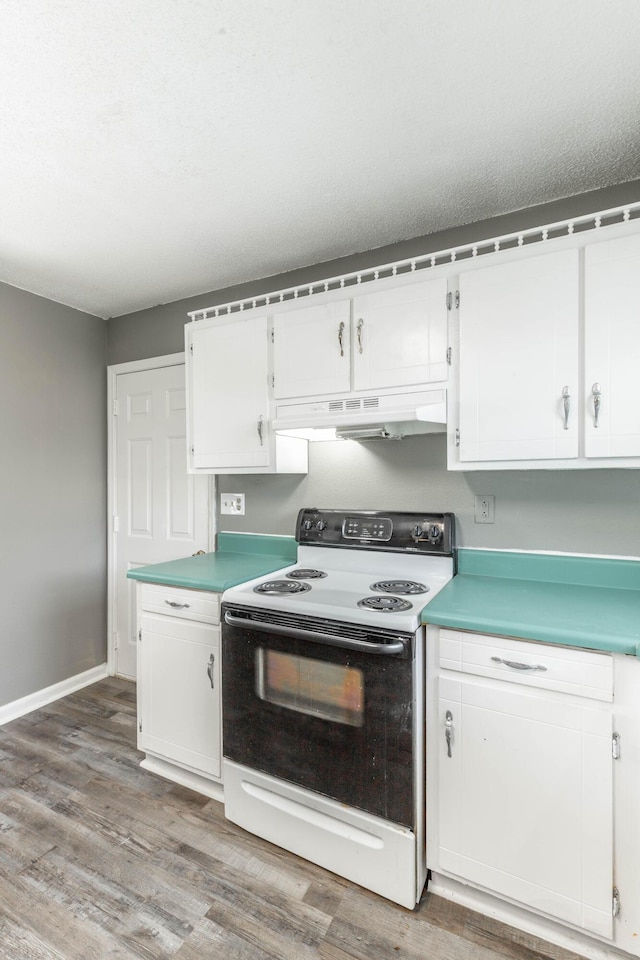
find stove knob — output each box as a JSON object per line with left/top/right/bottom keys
{"left": 316, "top": 519, "right": 327, "bottom": 531}
{"left": 302, "top": 519, "right": 313, "bottom": 532}
{"left": 428, "top": 524, "right": 442, "bottom": 544}
{"left": 412, "top": 524, "right": 424, "bottom": 539}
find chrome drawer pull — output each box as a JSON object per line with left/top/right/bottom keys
{"left": 592, "top": 382, "right": 602, "bottom": 428}
{"left": 165, "top": 600, "right": 190, "bottom": 609}
{"left": 491, "top": 656, "right": 547, "bottom": 672}
{"left": 562, "top": 385, "right": 571, "bottom": 430}
{"left": 207, "top": 653, "right": 215, "bottom": 689}
{"left": 445, "top": 710, "right": 453, "bottom": 758}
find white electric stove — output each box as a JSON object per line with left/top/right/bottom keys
{"left": 221, "top": 508, "right": 456, "bottom": 909}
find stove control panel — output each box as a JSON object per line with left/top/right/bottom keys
{"left": 295, "top": 508, "right": 455, "bottom": 556}
{"left": 343, "top": 516, "right": 393, "bottom": 541}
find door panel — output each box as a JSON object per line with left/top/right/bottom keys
{"left": 458, "top": 250, "right": 580, "bottom": 462}
{"left": 438, "top": 673, "right": 613, "bottom": 938}
{"left": 190, "top": 316, "right": 271, "bottom": 469}
{"left": 114, "top": 362, "right": 209, "bottom": 679}
{"left": 273, "top": 300, "right": 351, "bottom": 398}
{"left": 352, "top": 278, "right": 448, "bottom": 391}
{"left": 585, "top": 234, "right": 640, "bottom": 458}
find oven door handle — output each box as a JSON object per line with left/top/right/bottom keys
{"left": 224, "top": 612, "right": 407, "bottom": 655}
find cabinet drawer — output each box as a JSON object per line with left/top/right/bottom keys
{"left": 439, "top": 628, "right": 613, "bottom": 702}
{"left": 139, "top": 583, "right": 220, "bottom": 624}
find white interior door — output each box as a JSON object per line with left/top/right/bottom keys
{"left": 111, "top": 358, "right": 210, "bottom": 679}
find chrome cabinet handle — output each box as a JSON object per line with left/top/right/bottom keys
{"left": 491, "top": 656, "right": 547, "bottom": 672}
{"left": 445, "top": 710, "right": 453, "bottom": 758}
{"left": 592, "top": 382, "right": 602, "bottom": 428}
{"left": 357, "top": 318, "right": 364, "bottom": 354}
{"left": 207, "top": 653, "right": 215, "bottom": 689}
{"left": 338, "top": 321, "right": 345, "bottom": 357}
{"left": 257, "top": 415, "right": 264, "bottom": 446}
{"left": 165, "top": 600, "right": 189, "bottom": 609}
{"left": 562, "top": 386, "right": 571, "bottom": 430}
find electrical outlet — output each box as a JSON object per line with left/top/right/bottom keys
{"left": 220, "top": 493, "right": 245, "bottom": 515}
{"left": 474, "top": 494, "right": 495, "bottom": 524}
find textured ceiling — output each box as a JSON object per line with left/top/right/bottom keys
{"left": 1, "top": 1, "right": 640, "bottom": 319}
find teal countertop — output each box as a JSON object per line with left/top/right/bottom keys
{"left": 127, "top": 533, "right": 297, "bottom": 592}
{"left": 421, "top": 549, "right": 640, "bottom": 657}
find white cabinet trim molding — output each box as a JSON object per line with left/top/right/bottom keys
{"left": 187, "top": 202, "right": 640, "bottom": 322}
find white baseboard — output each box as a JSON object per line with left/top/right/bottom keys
{"left": 0, "top": 663, "right": 109, "bottom": 726}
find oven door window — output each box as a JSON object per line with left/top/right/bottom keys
{"left": 256, "top": 648, "right": 364, "bottom": 727}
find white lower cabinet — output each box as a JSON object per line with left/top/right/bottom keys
{"left": 427, "top": 627, "right": 616, "bottom": 943}
{"left": 136, "top": 583, "right": 223, "bottom": 798}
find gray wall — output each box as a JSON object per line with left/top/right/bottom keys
{"left": 0, "top": 282, "right": 107, "bottom": 707}
{"left": 108, "top": 179, "right": 640, "bottom": 559}
{"left": 218, "top": 434, "right": 640, "bottom": 557}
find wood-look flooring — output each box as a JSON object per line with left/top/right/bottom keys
{"left": 0, "top": 678, "right": 586, "bottom": 960}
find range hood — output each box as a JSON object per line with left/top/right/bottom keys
{"left": 273, "top": 387, "right": 446, "bottom": 440}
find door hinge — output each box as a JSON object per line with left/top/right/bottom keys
{"left": 138, "top": 628, "right": 142, "bottom": 642}
{"left": 612, "top": 732, "right": 621, "bottom": 759}
{"left": 613, "top": 886, "right": 621, "bottom": 918}
{"left": 446, "top": 291, "right": 460, "bottom": 311}
{"left": 112, "top": 398, "right": 119, "bottom": 415}
{"left": 113, "top": 632, "right": 119, "bottom": 650}
{"left": 455, "top": 428, "right": 460, "bottom": 447}
{"left": 191, "top": 445, "right": 195, "bottom": 457}
{"left": 271, "top": 328, "right": 274, "bottom": 343}
{"left": 446, "top": 346, "right": 452, "bottom": 365}
{"left": 271, "top": 373, "right": 275, "bottom": 388}
{"left": 138, "top": 719, "right": 142, "bottom": 733}
{"left": 113, "top": 516, "right": 119, "bottom": 533}
{"left": 190, "top": 342, "right": 193, "bottom": 354}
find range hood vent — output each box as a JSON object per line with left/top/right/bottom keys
{"left": 335, "top": 425, "right": 402, "bottom": 442}
{"left": 328, "top": 397, "right": 381, "bottom": 414}
{"left": 273, "top": 387, "right": 447, "bottom": 437}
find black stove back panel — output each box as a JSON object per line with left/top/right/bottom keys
{"left": 295, "top": 508, "right": 455, "bottom": 557}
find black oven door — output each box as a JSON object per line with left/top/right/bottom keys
{"left": 222, "top": 604, "right": 417, "bottom": 828}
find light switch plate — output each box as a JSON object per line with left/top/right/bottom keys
{"left": 221, "top": 493, "right": 245, "bottom": 515}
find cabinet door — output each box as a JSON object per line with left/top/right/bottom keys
{"left": 273, "top": 300, "right": 351, "bottom": 398}
{"left": 189, "top": 315, "right": 270, "bottom": 470}
{"left": 458, "top": 250, "right": 579, "bottom": 462}
{"left": 438, "top": 674, "right": 613, "bottom": 938}
{"left": 352, "top": 278, "right": 448, "bottom": 391}
{"left": 585, "top": 234, "right": 640, "bottom": 458}
{"left": 138, "top": 614, "right": 221, "bottom": 778}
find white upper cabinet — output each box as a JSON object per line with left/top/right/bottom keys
{"left": 584, "top": 233, "right": 640, "bottom": 459}
{"left": 273, "top": 300, "right": 351, "bottom": 399}
{"left": 352, "top": 279, "right": 448, "bottom": 391}
{"left": 456, "top": 249, "right": 580, "bottom": 464}
{"left": 186, "top": 313, "right": 307, "bottom": 474}
{"left": 272, "top": 276, "right": 448, "bottom": 402}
